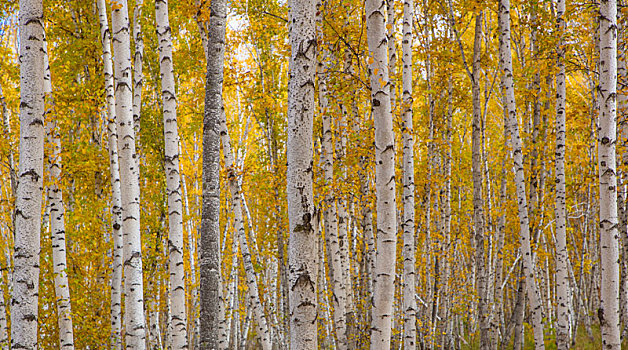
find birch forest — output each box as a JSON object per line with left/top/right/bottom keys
{"left": 2, "top": 0, "right": 628, "bottom": 348}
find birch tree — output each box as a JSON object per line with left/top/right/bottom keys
{"left": 156, "top": 0, "right": 188, "bottom": 347}
{"left": 44, "top": 41, "right": 75, "bottom": 350}
{"left": 470, "top": 12, "right": 490, "bottom": 350}
{"left": 132, "top": 0, "right": 144, "bottom": 142}
{"left": 598, "top": 0, "right": 621, "bottom": 348}
{"left": 366, "top": 0, "right": 398, "bottom": 346}
{"left": 401, "top": 0, "right": 416, "bottom": 346}
{"left": 317, "top": 10, "right": 348, "bottom": 347}
{"left": 111, "top": 0, "right": 147, "bottom": 347}
{"left": 287, "top": 0, "right": 318, "bottom": 346}
{"left": 219, "top": 109, "right": 272, "bottom": 350}
{"left": 11, "top": 0, "right": 45, "bottom": 347}
{"left": 97, "top": 0, "right": 124, "bottom": 347}
{"left": 200, "top": 0, "right": 227, "bottom": 344}
{"left": 554, "top": 0, "right": 571, "bottom": 347}
{"left": 498, "top": 0, "right": 545, "bottom": 348}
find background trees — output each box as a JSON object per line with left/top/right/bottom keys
{"left": 0, "top": 0, "right": 627, "bottom": 348}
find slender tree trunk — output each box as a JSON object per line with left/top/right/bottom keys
{"left": 554, "top": 0, "right": 571, "bottom": 347}
{"left": 387, "top": 0, "right": 396, "bottom": 114}
{"left": 219, "top": 109, "right": 272, "bottom": 350}
{"left": 366, "top": 0, "right": 397, "bottom": 346}
{"left": 155, "top": 0, "right": 188, "bottom": 347}
{"left": 200, "top": 0, "right": 227, "bottom": 345}
{"left": 132, "top": 0, "right": 144, "bottom": 147}
{"left": 11, "top": 0, "right": 45, "bottom": 347}
{"left": 401, "top": 0, "right": 416, "bottom": 345}
{"left": 318, "top": 33, "right": 348, "bottom": 349}
{"left": 598, "top": 0, "right": 622, "bottom": 348}
{"left": 44, "top": 41, "right": 75, "bottom": 350}
{"left": 0, "top": 278, "right": 6, "bottom": 350}
{"left": 498, "top": 1, "right": 545, "bottom": 348}
{"left": 0, "top": 82, "right": 16, "bottom": 202}
{"left": 287, "top": 0, "right": 318, "bottom": 346}
{"left": 111, "top": 0, "right": 147, "bottom": 347}
{"left": 334, "top": 109, "right": 353, "bottom": 347}
{"left": 148, "top": 277, "right": 163, "bottom": 350}
{"left": 470, "top": 11, "right": 490, "bottom": 350}
{"left": 97, "top": 0, "right": 124, "bottom": 347}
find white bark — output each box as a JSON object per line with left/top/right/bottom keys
{"left": 317, "top": 19, "right": 348, "bottom": 347}
{"left": 498, "top": 0, "right": 545, "bottom": 348}
{"left": 334, "top": 85, "right": 353, "bottom": 338}
{"left": 401, "top": 0, "right": 416, "bottom": 347}
{"left": 11, "top": 0, "right": 45, "bottom": 347}
{"left": 132, "top": 0, "right": 144, "bottom": 145}
{"left": 366, "top": 0, "right": 398, "bottom": 346}
{"left": 470, "top": 12, "right": 489, "bottom": 350}
{"left": 0, "top": 280, "right": 6, "bottom": 350}
{"left": 111, "top": 0, "right": 147, "bottom": 347}
{"left": 554, "top": 0, "right": 571, "bottom": 348}
{"left": 287, "top": 0, "right": 318, "bottom": 346}
{"left": 44, "top": 40, "right": 75, "bottom": 350}
{"left": 155, "top": 0, "right": 188, "bottom": 348}
{"left": 598, "top": 0, "right": 621, "bottom": 348}
{"left": 97, "top": 0, "right": 124, "bottom": 347}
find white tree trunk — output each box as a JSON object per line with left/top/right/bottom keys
{"left": 132, "top": 0, "right": 144, "bottom": 146}
{"left": 155, "top": 0, "right": 189, "bottom": 348}
{"left": 598, "top": 0, "right": 621, "bottom": 348}
{"left": 401, "top": 0, "right": 416, "bottom": 346}
{"left": 334, "top": 94, "right": 354, "bottom": 340}
{"left": 219, "top": 111, "right": 272, "bottom": 350}
{"left": 0, "top": 95, "right": 10, "bottom": 347}
{"left": 287, "top": 0, "right": 318, "bottom": 346}
{"left": 44, "top": 41, "right": 75, "bottom": 350}
{"left": 366, "top": 0, "right": 398, "bottom": 346}
{"left": 498, "top": 1, "right": 545, "bottom": 348}
{"left": 470, "top": 12, "right": 489, "bottom": 350}
{"left": 0, "top": 281, "right": 6, "bottom": 350}
{"left": 554, "top": 0, "right": 571, "bottom": 348}
{"left": 317, "top": 18, "right": 348, "bottom": 347}
{"left": 96, "top": 0, "right": 124, "bottom": 348}
{"left": 111, "top": 0, "right": 147, "bottom": 347}
{"left": 11, "top": 0, "right": 45, "bottom": 347}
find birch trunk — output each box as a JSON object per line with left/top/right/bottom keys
{"left": 334, "top": 101, "right": 353, "bottom": 343}
{"left": 366, "top": 0, "right": 398, "bottom": 345}
{"left": 498, "top": 0, "right": 545, "bottom": 348}
{"left": 97, "top": 0, "right": 124, "bottom": 347}
{"left": 11, "top": 0, "right": 45, "bottom": 346}
{"left": 387, "top": 0, "right": 396, "bottom": 113}
{"left": 200, "top": 0, "right": 227, "bottom": 344}
{"left": 132, "top": 0, "right": 144, "bottom": 143}
{"left": 287, "top": 0, "right": 318, "bottom": 345}
{"left": 401, "top": 0, "right": 416, "bottom": 347}
{"left": 0, "top": 280, "right": 6, "bottom": 350}
{"left": 111, "top": 0, "right": 147, "bottom": 347}
{"left": 598, "top": 0, "right": 621, "bottom": 348}
{"left": 155, "top": 0, "right": 188, "bottom": 347}
{"left": 219, "top": 111, "right": 272, "bottom": 350}
{"left": 554, "top": 0, "right": 571, "bottom": 347}
{"left": 470, "top": 11, "right": 489, "bottom": 350}
{"left": 318, "top": 38, "right": 348, "bottom": 349}
{"left": 44, "top": 41, "right": 75, "bottom": 350}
